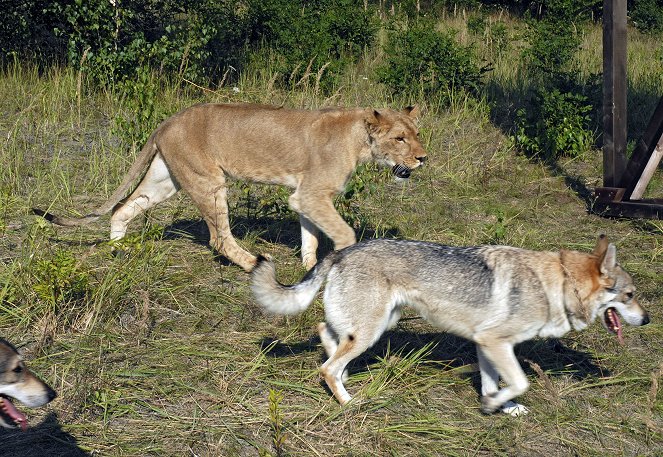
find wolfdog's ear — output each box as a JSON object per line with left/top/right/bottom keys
{"left": 592, "top": 234, "right": 609, "bottom": 257}
{"left": 599, "top": 243, "right": 617, "bottom": 275}
{"left": 402, "top": 105, "right": 420, "bottom": 120}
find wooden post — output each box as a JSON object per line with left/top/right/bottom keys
{"left": 602, "top": 0, "right": 627, "bottom": 187}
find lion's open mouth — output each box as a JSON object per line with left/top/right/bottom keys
{"left": 0, "top": 395, "right": 27, "bottom": 431}
{"left": 392, "top": 164, "right": 412, "bottom": 179}
{"left": 605, "top": 307, "right": 624, "bottom": 345}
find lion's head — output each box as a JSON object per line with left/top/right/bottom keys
{"left": 366, "top": 106, "right": 427, "bottom": 178}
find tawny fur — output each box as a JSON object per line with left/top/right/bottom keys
{"left": 34, "top": 103, "right": 427, "bottom": 271}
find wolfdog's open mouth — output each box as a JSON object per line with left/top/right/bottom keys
{"left": 0, "top": 395, "right": 27, "bottom": 431}
{"left": 392, "top": 164, "right": 412, "bottom": 179}
{"left": 605, "top": 307, "right": 624, "bottom": 345}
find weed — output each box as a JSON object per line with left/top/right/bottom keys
{"left": 32, "top": 249, "right": 89, "bottom": 306}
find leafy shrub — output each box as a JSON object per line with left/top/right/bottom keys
{"left": 513, "top": 89, "right": 593, "bottom": 158}
{"left": 48, "top": 0, "right": 244, "bottom": 86}
{"left": 523, "top": 19, "right": 581, "bottom": 82}
{"left": 630, "top": 0, "right": 663, "bottom": 34}
{"left": 32, "top": 250, "right": 90, "bottom": 305}
{"left": 377, "top": 22, "right": 486, "bottom": 101}
{"left": 244, "top": 0, "right": 376, "bottom": 91}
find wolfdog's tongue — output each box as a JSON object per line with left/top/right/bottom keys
{"left": 607, "top": 308, "right": 624, "bottom": 345}
{"left": 0, "top": 396, "right": 27, "bottom": 431}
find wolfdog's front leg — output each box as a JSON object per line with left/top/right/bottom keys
{"left": 477, "top": 346, "right": 529, "bottom": 416}
{"left": 476, "top": 343, "right": 530, "bottom": 415}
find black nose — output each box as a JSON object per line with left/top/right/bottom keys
{"left": 417, "top": 156, "right": 427, "bottom": 163}
{"left": 641, "top": 313, "right": 650, "bottom": 325}
{"left": 47, "top": 386, "right": 57, "bottom": 402}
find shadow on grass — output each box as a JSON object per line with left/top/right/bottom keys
{"left": 259, "top": 329, "right": 609, "bottom": 396}
{"left": 485, "top": 76, "right": 663, "bottom": 213}
{"left": 0, "top": 412, "right": 88, "bottom": 457}
{"left": 162, "top": 216, "right": 402, "bottom": 265}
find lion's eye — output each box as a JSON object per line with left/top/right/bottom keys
{"left": 13, "top": 365, "right": 23, "bottom": 373}
{"left": 625, "top": 292, "right": 634, "bottom": 299}
{"left": 395, "top": 137, "right": 405, "bottom": 142}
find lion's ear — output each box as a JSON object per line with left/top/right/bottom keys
{"left": 365, "top": 110, "right": 383, "bottom": 131}
{"left": 402, "top": 105, "right": 420, "bottom": 120}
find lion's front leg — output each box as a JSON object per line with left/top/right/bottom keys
{"left": 299, "top": 215, "right": 321, "bottom": 270}
{"left": 289, "top": 191, "right": 356, "bottom": 261}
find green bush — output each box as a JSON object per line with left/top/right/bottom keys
{"left": 49, "top": 0, "right": 244, "bottom": 86}
{"left": 32, "top": 250, "right": 90, "bottom": 306}
{"left": 513, "top": 88, "right": 593, "bottom": 158}
{"left": 244, "top": 0, "right": 376, "bottom": 91}
{"left": 523, "top": 19, "right": 581, "bottom": 82}
{"left": 630, "top": 0, "right": 663, "bottom": 34}
{"left": 377, "top": 22, "right": 486, "bottom": 101}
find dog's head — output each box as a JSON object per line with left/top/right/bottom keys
{"left": 365, "top": 106, "right": 427, "bottom": 179}
{"left": 0, "top": 339, "right": 56, "bottom": 431}
{"left": 562, "top": 235, "right": 650, "bottom": 343}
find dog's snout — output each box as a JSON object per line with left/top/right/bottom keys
{"left": 641, "top": 313, "right": 650, "bottom": 326}
{"left": 46, "top": 385, "right": 57, "bottom": 402}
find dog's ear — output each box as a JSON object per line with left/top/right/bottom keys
{"left": 402, "top": 105, "right": 420, "bottom": 120}
{"left": 592, "top": 234, "right": 609, "bottom": 257}
{"left": 599, "top": 243, "right": 617, "bottom": 275}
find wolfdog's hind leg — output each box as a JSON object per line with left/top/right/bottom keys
{"left": 319, "top": 332, "right": 372, "bottom": 405}
{"left": 318, "top": 322, "right": 349, "bottom": 383}
{"left": 110, "top": 153, "right": 179, "bottom": 241}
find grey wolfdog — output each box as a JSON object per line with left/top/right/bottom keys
{"left": 0, "top": 339, "right": 56, "bottom": 430}
{"left": 251, "top": 235, "right": 650, "bottom": 415}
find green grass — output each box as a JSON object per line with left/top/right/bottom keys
{"left": 1, "top": 13, "right": 662, "bottom": 457}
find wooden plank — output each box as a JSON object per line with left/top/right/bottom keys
{"left": 602, "top": 0, "right": 628, "bottom": 187}
{"left": 630, "top": 133, "right": 663, "bottom": 199}
{"left": 594, "top": 199, "right": 663, "bottom": 219}
{"left": 621, "top": 96, "right": 663, "bottom": 199}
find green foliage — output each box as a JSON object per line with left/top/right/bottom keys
{"left": 630, "top": 0, "right": 663, "bottom": 34}
{"left": 48, "top": 0, "right": 242, "bottom": 86}
{"left": 513, "top": 88, "right": 593, "bottom": 158}
{"left": 335, "top": 164, "right": 382, "bottom": 231}
{"left": 113, "top": 64, "right": 165, "bottom": 149}
{"left": 523, "top": 19, "right": 581, "bottom": 82}
{"left": 244, "top": 0, "right": 376, "bottom": 91}
{"left": 377, "top": 22, "right": 486, "bottom": 101}
{"left": 267, "top": 389, "right": 286, "bottom": 457}
{"left": 106, "top": 224, "right": 165, "bottom": 253}
{"left": 32, "top": 249, "right": 90, "bottom": 305}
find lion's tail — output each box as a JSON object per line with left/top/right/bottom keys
{"left": 32, "top": 133, "right": 159, "bottom": 227}
{"left": 251, "top": 254, "right": 335, "bottom": 315}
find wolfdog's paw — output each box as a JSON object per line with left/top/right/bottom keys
{"left": 480, "top": 394, "right": 500, "bottom": 414}
{"left": 500, "top": 401, "right": 529, "bottom": 416}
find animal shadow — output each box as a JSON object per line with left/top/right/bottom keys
{"left": 0, "top": 412, "right": 89, "bottom": 457}
{"left": 259, "top": 329, "right": 608, "bottom": 399}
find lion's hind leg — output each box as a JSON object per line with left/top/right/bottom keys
{"left": 194, "top": 179, "right": 257, "bottom": 272}
{"left": 110, "top": 152, "right": 179, "bottom": 241}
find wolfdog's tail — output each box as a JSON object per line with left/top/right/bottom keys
{"left": 251, "top": 254, "right": 335, "bottom": 315}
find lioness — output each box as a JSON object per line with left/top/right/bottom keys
{"left": 34, "top": 103, "right": 427, "bottom": 271}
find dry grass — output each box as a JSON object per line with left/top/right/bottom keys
{"left": 0, "top": 15, "right": 662, "bottom": 457}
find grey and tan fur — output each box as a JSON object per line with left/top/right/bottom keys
{"left": 251, "top": 235, "right": 650, "bottom": 415}
{"left": 0, "top": 339, "right": 56, "bottom": 430}
{"left": 34, "top": 103, "right": 426, "bottom": 271}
